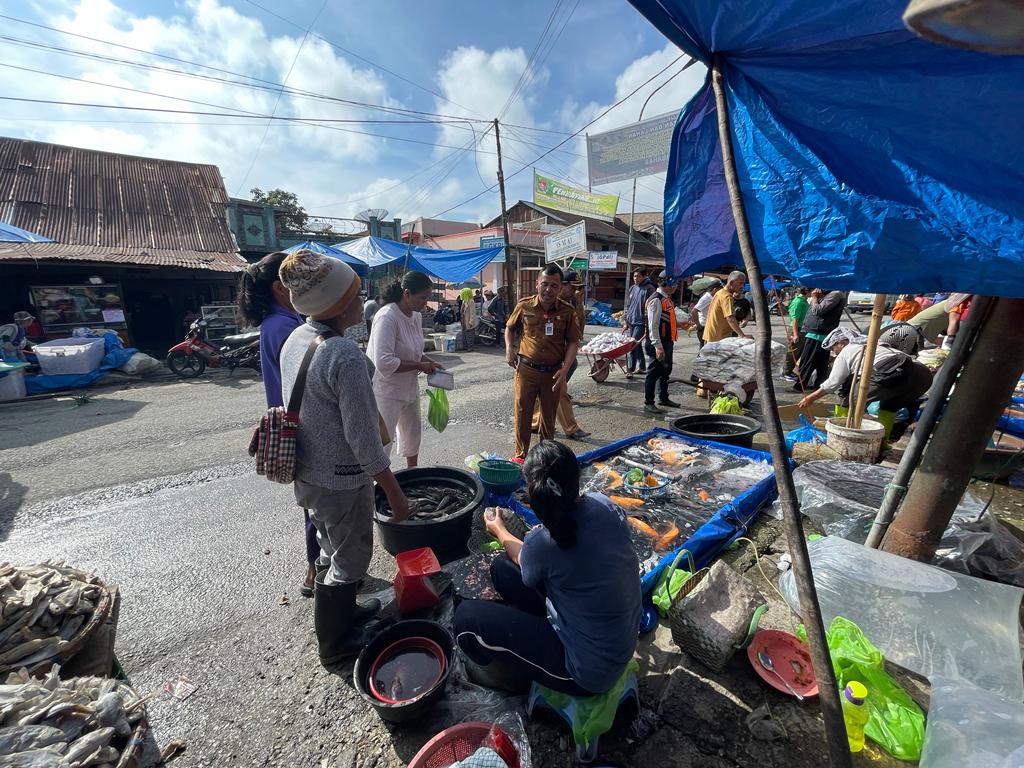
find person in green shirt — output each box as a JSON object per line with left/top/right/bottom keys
{"left": 783, "top": 287, "right": 811, "bottom": 381}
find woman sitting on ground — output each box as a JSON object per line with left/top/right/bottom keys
{"left": 453, "top": 441, "right": 641, "bottom": 695}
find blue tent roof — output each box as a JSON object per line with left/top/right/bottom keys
{"left": 629, "top": 0, "right": 1024, "bottom": 297}
{"left": 282, "top": 241, "right": 368, "bottom": 274}
{"left": 0, "top": 222, "right": 52, "bottom": 243}
{"left": 336, "top": 236, "right": 504, "bottom": 284}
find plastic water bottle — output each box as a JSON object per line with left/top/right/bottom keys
{"left": 841, "top": 681, "right": 869, "bottom": 752}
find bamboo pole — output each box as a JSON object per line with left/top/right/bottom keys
{"left": 850, "top": 294, "right": 888, "bottom": 428}
{"left": 710, "top": 58, "right": 852, "bottom": 768}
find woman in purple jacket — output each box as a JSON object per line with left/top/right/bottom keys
{"left": 237, "top": 252, "right": 318, "bottom": 596}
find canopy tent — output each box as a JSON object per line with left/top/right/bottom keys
{"left": 0, "top": 222, "right": 52, "bottom": 243}
{"left": 629, "top": 0, "right": 1024, "bottom": 296}
{"left": 336, "top": 236, "right": 504, "bottom": 284}
{"left": 282, "top": 241, "right": 368, "bottom": 274}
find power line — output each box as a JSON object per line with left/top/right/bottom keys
{"left": 234, "top": 0, "right": 327, "bottom": 194}
{"left": 0, "top": 32, "right": 493, "bottom": 124}
{"left": 498, "top": 0, "right": 565, "bottom": 120}
{"left": 428, "top": 53, "right": 688, "bottom": 219}
{"left": 238, "top": 0, "right": 480, "bottom": 116}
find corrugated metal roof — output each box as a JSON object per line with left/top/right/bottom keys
{"left": 0, "top": 242, "right": 247, "bottom": 272}
{"left": 0, "top": 137, "right": 237, "bottom": 262}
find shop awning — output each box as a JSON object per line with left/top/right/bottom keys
{"left": 629, "top": 0, "right": 1024, "bottom": 296}
{"left": 337, "top": 236, "right": 504, "bottom": 283}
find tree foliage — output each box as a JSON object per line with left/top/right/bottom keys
{"left": 250, "top": 187, "right": 308, "bottom": 233}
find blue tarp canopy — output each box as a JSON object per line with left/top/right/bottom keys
{"left": 336, "top": 236, "right": 504, "bottom": 284}
{"left": 0, "top": 222, "right": 52, "bottom": 243}
{"left": 629, "top": 0, "right": 1024, "bottom": 296}
{"left": 282, "top": 241, "right": 368, "bottom": 274}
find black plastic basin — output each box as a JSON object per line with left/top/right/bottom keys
{"left": 354, "top": 620, "right": 454, "bottom": 723}
{"left": 671, "top": 413, "right": 762, "bottom": 448}
{"left": 374, "top": 467, "right": 484, "bottom": 562}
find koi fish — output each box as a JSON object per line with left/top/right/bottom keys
{"left": 655, "top": 522, "right": 680, "bottom": 551}
{"left": 627, "top": 516, "right": 659, "bottom": 538}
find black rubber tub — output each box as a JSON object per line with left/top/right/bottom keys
{"left": 374, "top": 467, "right": 484, "bottom": 562}
{"left": 354, "top": 620, "right": 454, "bottom": 723}
{"left": 671, "top": 413, "right": 763, "bottom": 449}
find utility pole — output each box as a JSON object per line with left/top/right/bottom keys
{"left": 494, "top": 119, "right": 515, "bottom": 302}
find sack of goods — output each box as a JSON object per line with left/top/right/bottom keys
{"left": 580, "top": 332, "right": 634, "bottom": 355}
{"left": 693, "top": 338, "right": 786, "bottom": 397}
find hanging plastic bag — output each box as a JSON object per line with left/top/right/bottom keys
{"left": 710, "top": 394, "right": 742, "bottom": 415}
{"left": 426, "top": 387, "right": 450, "bottom": 433}
{"left": 651, "top": 549, "right": 697, "bottom": 617}
{"left": 784, "top": 414, "right": 827, "bottom": 453}
{"left": 799, "top": 616, "right": 925, "bottom": 760}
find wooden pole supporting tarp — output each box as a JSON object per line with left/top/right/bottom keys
{"left": 710, "top": 58, "right": 852, "bottom": 768}
{"left": 850, "top": 293, "right": 888, "bottom": 428}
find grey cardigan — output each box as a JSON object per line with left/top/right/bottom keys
{"left": 280, "top": 321, "right": 390, "bottom": 490}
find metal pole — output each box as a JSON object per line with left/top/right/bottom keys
{"left": 494, "top": 119, "right": 515, "bottom": 303}
{"left": 850, "top": 293, "right": 888, "bottom": 428}
{"left": 882, "top": 297, "right": 1024, "bottom": 560}
{"left": 865, "top": 295, "right": 993, "bottom": 548}
{"left": 625, "top": 177, "right": 637, "bottom": 303}
{"left": 711, "top": 58, "right": 852, "bottom": 768}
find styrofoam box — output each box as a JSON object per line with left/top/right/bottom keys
{"left": 34, "top": 337, "right": 105, "bottom": 375}
{"left": 0, "top": 368, "right": 26, "bottom": 401}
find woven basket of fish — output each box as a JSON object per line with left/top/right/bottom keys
{"left": 0, "top": 562, "right": 116, "bottom": 677}
{"left": 0, "top": 663, "right": 148, "bottom": 767}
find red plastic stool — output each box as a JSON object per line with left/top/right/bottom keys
{"left": 394, "top": 547, "right": 442, "bottom": 614}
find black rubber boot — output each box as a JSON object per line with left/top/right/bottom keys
{"left": 313, "top": 575, "right": 377, "bottom": 666}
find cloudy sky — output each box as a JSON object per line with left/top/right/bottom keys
{"left": 0, "top": 0, "right": 708, "bottom": 229}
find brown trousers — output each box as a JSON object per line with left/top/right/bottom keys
{"left": 530, "top": 385, "right": 581, "bottom": 434}
{"left": 513, "top": 364, "right": 559, "bottom": 459}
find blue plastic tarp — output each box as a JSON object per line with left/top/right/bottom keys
{"left": 0, "top": 222, "right": 52, "bottom": 243}
{"left": 628, "top": 0, "right": 1024, "bottom": 296}
{"left": 336, "top": 236, "right": 504, "bottom": 283}
{"left": 282, "top": 241, "right": 367, "bottom": 274}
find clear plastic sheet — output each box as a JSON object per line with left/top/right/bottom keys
{"left": 779, "top": 536, "right": 1024, "bottom": 700}
{"left": 920, "top": 678, "right": 1024, "bottom": 768}
{"left": 692, "top": 337, "right": 786, "bottom": 398}
{"left": 777, "top": 460, "right": 1024, "bottom": 587}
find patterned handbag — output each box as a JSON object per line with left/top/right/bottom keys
{"left": 248, "top": 333, "right": 330, "bottom": 483}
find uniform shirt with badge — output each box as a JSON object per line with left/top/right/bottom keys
{"left": 506, "top": 296, "right": 582, "bottom": 365}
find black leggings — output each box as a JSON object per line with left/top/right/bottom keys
{"left": 453, "top": 555, "right": 591, "bottom": 696}
{"left": 796, "top": 336, "right": 830, "bottom": 388}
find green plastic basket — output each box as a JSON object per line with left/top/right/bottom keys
{"left": 478, "top": 459, "right": 523, "bottom": 487}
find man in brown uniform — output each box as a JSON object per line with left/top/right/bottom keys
{"left": 505, "top": 264, "right": 582, "bottom": 461}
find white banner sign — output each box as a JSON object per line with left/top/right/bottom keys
{"left": 587, "top": 250, "right": 618, "bottom": 270}
{"left": 543, "top": 221, "right": 587, "bottom": 264}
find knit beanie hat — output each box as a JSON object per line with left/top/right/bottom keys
{"left": 279, "top": 249, "right": 361, "bottom": 321}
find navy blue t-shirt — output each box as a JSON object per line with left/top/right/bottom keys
{"left": 520, "top": 492, "right": 642, "bottom": 693}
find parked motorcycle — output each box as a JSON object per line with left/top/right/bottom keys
{"left": 166, "top": 319, "right": 261, "bottom": 378}
{"left": 475, "top": 316, "right": 503, "bottom": 347}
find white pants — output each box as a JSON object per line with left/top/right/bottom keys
{"left": 377, "top": 396, "right": 422, "bottom": 458}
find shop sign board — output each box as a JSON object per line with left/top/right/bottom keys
{"left": 479, "top": 234, "right": 506, "bottom": 263}
{"left": 544, "top": 221, "right": 587, "bottom": 264}
{"left": 586, "top": 111, "right": 677, "bottom": 186}
{"left": 533, "top": 171, "right": 618, "bottom": 221}
{"left": 587, "top": 251, "right": 619, "bottom": 270}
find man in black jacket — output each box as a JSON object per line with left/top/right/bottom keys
{"left": 795, "top": 289, "right": 846, "bottom": 389}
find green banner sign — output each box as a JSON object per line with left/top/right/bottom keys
{"left": 570, "top": 258, "right": 589, "bottom": 270}
{"left": 533, "top": 170, "right": 619, "bottom": 222}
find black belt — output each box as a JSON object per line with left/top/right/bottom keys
{"left": 518, "top": 355, "right": 560, "bottom": 373}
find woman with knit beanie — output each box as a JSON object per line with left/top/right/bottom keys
{"left": 277, "top": 249, "right": 410, "bottom": 664}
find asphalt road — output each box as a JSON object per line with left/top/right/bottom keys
{"left": 0, "top": 322, "right": 799, "bottom": 767}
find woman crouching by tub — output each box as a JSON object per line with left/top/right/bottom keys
{"left": 453, "top": 440, "right": 641, "bottom": 694}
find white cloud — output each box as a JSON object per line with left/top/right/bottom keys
{"left": 0, "top": 0, "right": 420, "bottom": 219}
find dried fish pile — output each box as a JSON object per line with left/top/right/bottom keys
{"left": 380, "top": 483, "right": 474, "bottom": 522}
{"left": 0, "top": 664, "right": 145, "bottom": 767}
{"left": 581, "top": 437, "right": 772, "bottom": 576}
{"left": 0, "top": 563, "right": 109, "bottom": 676}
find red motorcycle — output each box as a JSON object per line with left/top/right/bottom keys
{"left": 166, "top": 319, "right": 261, "bottom": 378}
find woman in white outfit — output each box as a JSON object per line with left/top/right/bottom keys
{"left": 367, "top": 271, "right": 441, "bottom": 468}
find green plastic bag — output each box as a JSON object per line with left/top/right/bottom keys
{"left": 801, "top": 617, "right": 925, "bottom": 760}
{"left": 651, "top": 549, "right": 697, "bottom": 617}
{"left": 426, "top": 387, "right": 449, "bottom": 433}
{"left": 710, "top": 394, "right": 742, "bottom": 415}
